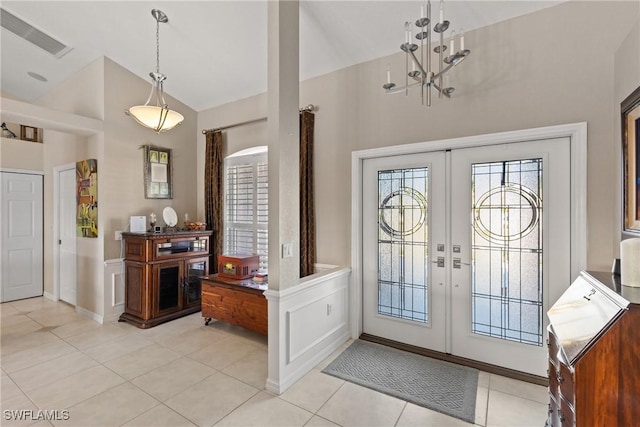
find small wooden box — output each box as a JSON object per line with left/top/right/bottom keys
{"left": 218, "top": 254, "right": 259, "bottom": 279}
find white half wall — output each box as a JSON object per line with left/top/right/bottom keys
{"left": 264, "top": 266, "right": 351, "bottom": 394}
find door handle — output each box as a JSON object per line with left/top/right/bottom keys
{"left": 453, "top": 258, "right": 471, "bottom": 269}
{"left": 432, "top": 256, "right": 445, "bottom": 268}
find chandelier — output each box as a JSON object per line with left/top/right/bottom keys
{"left": 127, "top": 9, "right": 184, "bottom": 133}
{"left": 383, "top": 0, "right": 470, "bottom": 106}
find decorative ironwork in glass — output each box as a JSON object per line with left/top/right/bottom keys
{"left": 378, "top": 167, "right": 429, "bottom": 322}
{"left": 471, "top": 159, "right": 543, "bottom": 346}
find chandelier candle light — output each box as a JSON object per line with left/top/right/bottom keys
{"left": 383, "top": 0, "right": 470, "bottom": 106}
{"left": 127, "top": 9, "right": 184, "bottom": 132}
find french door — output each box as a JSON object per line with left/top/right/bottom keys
{"left": 362, "top": 138, "right": 571, "bottom": 376}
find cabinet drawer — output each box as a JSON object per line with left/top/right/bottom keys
{"left": 558, "top": 394, "right": 576, "bottom": 427}
{"left": 548, "top": 360, "right": 559, "bottom": 399}
{"left": 154, "top": 236, "right": 208, "bottom": 260}
{"left": 557, "top": 361, "right": 575, "bottom": 406}
{"left": 125, "top": 238, "right": 150, "bottom": 262}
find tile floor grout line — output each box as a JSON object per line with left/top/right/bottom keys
{"left": 392, "top": 401, "right": 409, "bottom": 427}
{"left": 310, "top": 376, "right": 347, "bottom": 418}
{"left": 208, "top": 387, "right": 262, "bottom": 427}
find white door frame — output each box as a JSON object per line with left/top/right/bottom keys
{"left": 53, "top": 163, "right": 77, "bottom": 302}
{"left": 350, "top": 122, "right": 588, "bottom": 340}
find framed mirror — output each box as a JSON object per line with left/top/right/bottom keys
{"left": 623, "top": 86, "right": 640, "bottom": 233}
{"left": 143, "top": 145, "right": 173, "bottom": 199}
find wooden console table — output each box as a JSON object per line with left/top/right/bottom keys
{"left": 201, "top": 274, "right": 268, "bottom": 334}
{"left": 119, "top": 230, "right": 212, "bottom": 328}
{"left": 546, "top": 271, "right": 640, "bottom": 426}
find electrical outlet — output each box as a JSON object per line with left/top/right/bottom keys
{"left": 326, "top": 303, "right": 332, "bottom": 316}
{"left": 115, "top": 230, "right": 123, "bottom": 241}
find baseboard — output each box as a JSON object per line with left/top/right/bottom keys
{"left": 268, "top": 330, "right": 350, "bottom": 394}
{"left": 43, "top": 291, "right": 56, "bottom": 301}
{"left": 75, "top": 306, "right": 104, "bottom": 324}
{"left": 103, "top": 310, "right": 123, "bottom": 323}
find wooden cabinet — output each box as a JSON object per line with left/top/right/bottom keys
{"left": 119, "top": 230, "right": 212, "bottom": 328}
{"left": 546, "top": 271, "right": 640, "bottom": 426}
{"left": 201, "top": 274, "right": 268, "bottom": 334}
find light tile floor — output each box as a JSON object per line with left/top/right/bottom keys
{"left": 0, "top": 297, "right": 549, "bottom": 427}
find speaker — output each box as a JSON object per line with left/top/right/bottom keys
{"left": 130, "top": 216, "right": 146, "bottom": 232}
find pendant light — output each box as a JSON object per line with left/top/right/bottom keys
{"left": 127, "top": 9, "right": 183, "bottom": 132}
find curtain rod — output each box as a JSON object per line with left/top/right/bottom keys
{"left": 201, "top": 104, "right": 315, "bottom": 135}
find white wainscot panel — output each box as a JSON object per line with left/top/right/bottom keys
{"left": 103, "top": 258, "right": 124, "bottom": 323}
{"left": 287, "top": 286, "right": 347, "bottom": 363}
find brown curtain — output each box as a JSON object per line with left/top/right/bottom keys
{"left": 300, "top": 111, "right": 316, "bottom": 277}
{"left": 204, "top": 130, "right": 224, "bottom": 273}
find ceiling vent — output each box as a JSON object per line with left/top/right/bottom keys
{"left": 1, "top": 8, "right": 72, "bottom": 58}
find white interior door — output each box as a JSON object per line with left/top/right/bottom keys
{"left": 1, "top": 171, "right": 43, "bottom": 302}
{"left": 59, "top": 167, "right": 77, "bottom": 305}
{"left": 362, "top": 152, "right": 447, "bottom": 352}
{"left": 361, "top": 138, "right": 571, "bottom": 376}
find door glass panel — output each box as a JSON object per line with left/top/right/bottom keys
{"left": 471, "top": 159, "right": 543, "bottom": 346}
{"left": 377, "top": 167, "right": 429, "bottom": 322}
{"left": 187, "top": 261, "right": 206, "bottom": 303}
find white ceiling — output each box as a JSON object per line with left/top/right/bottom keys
{"left": 1, "top": 1, "right": 563, "bottom": 112}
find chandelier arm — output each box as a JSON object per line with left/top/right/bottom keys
{"left": 143, "top": 81, "right": 156, "bottom": 106}
{"left": 432, "top": 62, "right": 455, "bottom": 81}
{"left": 156, "top": 106, "right": 169, "bottom": 132}
{"left": 431, "top": 81, "right": 451, "bottom": 98}
{"left": 158, "top": 81, "right": 167, "bottom": 107}
{"left": 438, "top": 28, "right": 444, "bottom": 99}
{"left": 385, "top": 81, "right": 423, "bottom": 94}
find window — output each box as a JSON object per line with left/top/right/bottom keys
{"left": 224, "top": 147, "right": 268, "bottom": 271}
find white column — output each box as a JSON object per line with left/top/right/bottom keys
{"left": 266, "top": 0, "right": 300, "bottom": 394}
{"left": 267, "top": 0, "right": 300, "bottom": 292}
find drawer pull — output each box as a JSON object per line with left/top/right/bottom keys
{"left": 558, "top": 409, "right": 565, "bottom": 423}
{"left": 556, "top": 369, "right": 564, "bottom": 383}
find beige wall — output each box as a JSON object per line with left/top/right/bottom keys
{"left": 36, "top": 58, "right": 105, "bottom": 121}
{"left": 101, "top": 58, "right": 198, "bottom": 260}
{"left": 0, "top": 137, "right": 44, "bottom": 171}
{"left": 41, "top": 131, "right": 88, "bottom": 297}
{"left": 29, "top": 56, "right": 198, "bottom": 315}
{"left": 198, "top": 1, "right": 640, "bottom": 271}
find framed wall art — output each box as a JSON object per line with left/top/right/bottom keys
{"left": 143, "top": 145, "right": 172, "bottom": 199}
{"left": 20, "top": 125, "right": 39, "bottom": 142}
{"left": 76, "top": 159, "right": 98, "bottom": 238}
{"left": 622, "top": 86, "right": 640, "bottom": 233}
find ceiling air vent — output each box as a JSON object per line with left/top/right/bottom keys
{"left": 0, "top": 8, "right": 72, "bottom": 58}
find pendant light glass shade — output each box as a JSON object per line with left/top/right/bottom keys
{"left": 128, "top": 105, "right": 184, "bottom": 132}
{"left": 127, "top": 9, "right": 183, "bottom": 133}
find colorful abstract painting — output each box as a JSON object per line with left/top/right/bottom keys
{"left": 76, "top": 159, "right": 98, "bottom": 238}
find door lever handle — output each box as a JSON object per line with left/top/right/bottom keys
{"left": 453, "top": 258, "right": 471, "bottom": 269}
